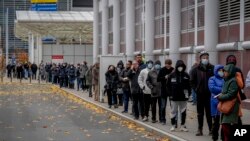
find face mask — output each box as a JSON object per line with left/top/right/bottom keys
{"left": 177, "top": 67, "right": 183, "bottom": 72}
{"left": 147, "top": 63, "right": 153, "bottom": 69}
{"left": 155, "top": 64, "right": 161, "bottom": 70}
{"left": 218, "top": 71, "right": 224, "bottom": 77}
{"left": 201, "top": 59, "right": 209, "bottom": 65}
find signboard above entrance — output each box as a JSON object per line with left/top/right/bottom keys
{"left": 31, "top": 0, "right": 58, "bottom": 3}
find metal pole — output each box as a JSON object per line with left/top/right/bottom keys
{"left": 5, "top": 8, "right": 9, "bottom": 67}
{"left": 163, "top": 0, "right": 167, "bottom": 61}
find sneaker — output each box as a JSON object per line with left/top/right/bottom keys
{"left": 142, "top": 117, "right": 148, "bottom": 122}
{"left": 180, "top": 125, "right": 188, "bottom": 132}
{"left": 170, "top": 126, "right": 176, "bottom": 132}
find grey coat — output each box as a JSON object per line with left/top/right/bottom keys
{"left": 146, "top": 69, "right": 161, "bottom": 97}
{"left": 80, "top": 64, "right": 88, "bottom": 78}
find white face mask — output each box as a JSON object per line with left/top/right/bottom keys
{"left": 218, "top": 71, "right": 224, "bottom": 77}
{"left": 201, "top": 59, "right": 209, "bottom": 65}
{"left": 177, "top": 67, "right": 183, "bottom": 72}
{"left": 147, "top": 63, "right": 153, "bottom": 69}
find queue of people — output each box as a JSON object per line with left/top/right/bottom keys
{"left": 104, "top": 53, "right": 247, "bottom": 141}
{"left": 5, "top": 52, "right": 249, "bottom": 141}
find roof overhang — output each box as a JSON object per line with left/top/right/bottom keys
{"left": 15, "top": 11, "right": 93, "bottom": 44}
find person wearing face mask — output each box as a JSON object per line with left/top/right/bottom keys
{"left": 76, "top": 63, "right": 81, "bottom": 91}
{"left": 190, "top": 51, "right": 214, "bottom": 136}
{"left": 216, "top": 64, "right": 241, "bottom": 141}
{"left": 105, "top": 65, "right": 119, "bottom": 108}
{"left": 146, "top": 60, "right": 162, "bottom": 123}
{"left": 208, "top": 65, "right": 224, "bottom": 141}
{"left": 138, "top": 60, "right": 153, "bottom": 122}
{"left": 167, "top": 60, "right": 191, "bottom": 132}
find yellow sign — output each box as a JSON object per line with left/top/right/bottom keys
{"left": 31, "top": 0, "right": 57, "bottom": 3}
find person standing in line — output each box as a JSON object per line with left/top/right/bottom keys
{"left": 190, "top": 51, "right": 214, "bottom": 136}
{"left": 86, "top": 65, "right": 93, "bottom": 97}
{"left": 120, "top": 60, "right": 132, "bottom": 113}
{"left": 146, "top": 60, "right": 162, "bottom": 123}
{"left": 138, "top": 60, "right": 153, "bottom": 122}
{"left": 68, "top": 64, "right": 76, "bottom": 89}
{"left": 31, "top": 62, "right": 38, "bottom": 80}
{"left": 157, "top": 59, "right": 174, "bottom": 125}
{"left": 92, "top": 62, "right": 100, "bottom": 101}
{"left": 208, "top": 65, "right": 224, "bottom": 141}
{"left": 76, "top": 63, "right": 81, "bottom": 91}
{"left": 128, "top": 60, "right": 145, "bottom": 120}
{"left": 105, "top": 65, "right": 119, "bottom": 108}
{"left": 246, "top": 69, "right": 250, "bottom": 88}
{"left": 167, "top": 60, "right": 191, "bottom": 132}
{"left": 116, "top": 60, "right": 125, "bottom": 106}
{"left": 80, "top": 61, "right": 88, "bottom": 91}
{"left": 217, "top": 64, "right": 241, "bottom": 141}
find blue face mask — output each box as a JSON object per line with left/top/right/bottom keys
{"left": 201, "top": 59, "right": 209, "bottom": 65}
{"left": 218, "top": 71, "right": 224, "bottom": 78}
{"left": 155, "top": 64, "right": 161, "bottom": 70}
{"left": 147, "top": 63, "right": 153, "bottom": 69}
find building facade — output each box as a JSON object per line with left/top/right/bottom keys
{"left": 0, "top": 0, "right": 93, "bottom": 62}
{"left": 94, "top": 0, "right": 250, "bottom": 105}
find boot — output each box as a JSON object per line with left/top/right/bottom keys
{"left": 196, "top": 129, "right": 203, "bottom": 136}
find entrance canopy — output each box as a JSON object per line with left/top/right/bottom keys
{"left": 15, "top": 11, "right": 93, "bottom": 43}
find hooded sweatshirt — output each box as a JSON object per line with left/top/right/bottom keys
{"left": 167, "top": 60, "right": 191, "bottom": 101}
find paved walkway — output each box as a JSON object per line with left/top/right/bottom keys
{"left": 2, "top": 77, "right": 250, "bottom": 141}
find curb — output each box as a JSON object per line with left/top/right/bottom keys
{"left": 56, "top": 86, "right": 187, "bottom": 141}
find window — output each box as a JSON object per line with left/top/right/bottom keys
{"left": 219, "top": 0, "right": 240, "bottom": 23}
{"left": 120, "top": 0, "right": 126, "bottom": 44}
{"left": 108, "top": 6, "right": 113, "bottom": 44}
{"left": 135, "top": 0, "right": 144, "bottom": 41}
{"left": 154, "top": 0, "right": 169, "bottom": 36}
{"left": 245, "top": 0, "right": 250, "bottom": 19}
{"left": 198, "top": 5, "right": 204, "bottom": 27}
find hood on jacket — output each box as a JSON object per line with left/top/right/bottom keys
{"left": 175, "top": 60, "right": 186, "bottom": 72}
{"left": 117, "top": 60, "right": 124, "bottom": 68}
{"left": 214, "top": 65, "right": 224, "bottom": 78}
{"left": 223, "top": 64, "right": 236, "bottom": 79}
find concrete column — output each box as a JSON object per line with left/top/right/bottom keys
{"left": 28, "top": 33, "right": 34, "bottom": 63}
{"left": 102, "top": 0, "right": 108, "bottom": 55}
{"left": 126, "top": 0, "right": 135, "bottom": 60}
{"left": 34, "top": 36, "right": 39, "bottom": 65}
{"left": 93, "top": 0, "right": 99, "bottom": 63}
{"left": 145, "top": 0, "right": 154, "bottom": 61}
{"left": 37, "top": 35, "right": 43, "bottom": 64}
{"left": 205, "top": 0, "right": 219, "bottom": 65}
{"left": 169, "top": 0, "right": 181, "bottom": 64}
{"left": 113, "top": 0, "right": 120, "bottom": 55}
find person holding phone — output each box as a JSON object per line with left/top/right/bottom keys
{"left": 208, "top": 65, "right": 224, "bottom": 141}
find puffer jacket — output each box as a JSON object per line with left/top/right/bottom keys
{"left": 146, "top": 69, "right": 161, "bottom": 97}
{"left": 167, "top": 60, "right": 191, "bottom": 101}
{"left": 208, "top": 65, "right": 224, "bottom": 117}
{"left": 218, "top": 64, "right": 240, "bottom": 124}
{"left": 138, "top": 68, "right": 151, "bottom": 94}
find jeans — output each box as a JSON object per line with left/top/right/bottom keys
{"left": 160, "top": 96, "right": 169, "bottom": 123}
{"left": 143, "top": 94, "right": 151, "bottom": 117}
{"left": 197, "top": 95, "right": 212, "bottom": 131}
{"left": 192, "top": 89, "right": 197, "bottom": 104}
{"left": 77, "top": 77, "right": 82, "bottom": 90}
{"left": 123, "top": 90, "right": 130, "bottom": 112}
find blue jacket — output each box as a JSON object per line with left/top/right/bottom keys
{"left": 208, "top": 65, "right": 224, "bottom": 116}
